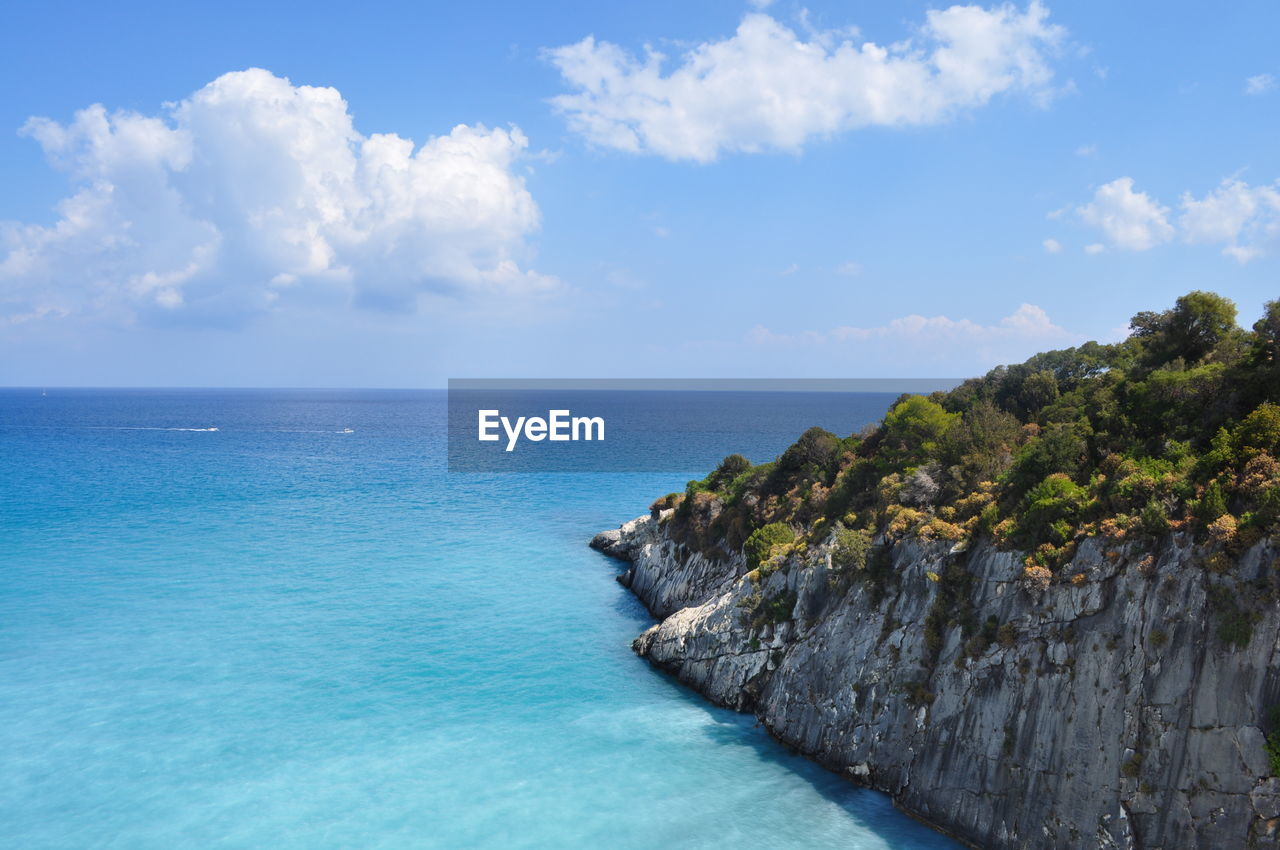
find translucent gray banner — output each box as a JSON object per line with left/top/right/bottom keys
{"left": 447, "top": 378, "right": 962, "bottom": 473}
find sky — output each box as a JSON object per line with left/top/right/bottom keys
{"left": 1, "top": 0, "right": 1278, "bottom": 387}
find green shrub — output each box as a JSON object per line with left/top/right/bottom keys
{"left": 882, "top": 396, "right": 958, "bottom": 463}
{"left": 743, "top": 522, "right": 795, "bottom": 569}
{"left": 903, "top": 680, "right": 936, "bottom": 708}
{"left": 1237, "top": 402, "right": 1280, "bottom": 456}
{"left": 738, "top": 589, "right": 798, "bottom": 630}
{"left": 1265, "top": 706, "right": 1280, "bottom": 776}
{"left": 1208, "top": 584, "right": 1254, "bottom": 648}
{"left": 978, "top": 501, "right": 1001, "bottom": 535}
{"left": 1006, "top": 423, "right": 1088, "bottom": 498}
{"left": 964, "top": 633, "right": 991, "bottom": 659}
{"left": 1018, "top": 473, "right": 1087, "bottom": 545}
{"left": 650, "top": 291, "right": 1280, "bottom": 647}
{"left": 1191, "top": 480, "right": 1229, "bottom": 526}
{"left": 830, "top": 524, "right": 871, "bottom": 575}
{"left": 705, "top": 453, "right": 752, "bottom": 492}
{"left": 1139, "top": 498, "right": 1171, "bottom": 537}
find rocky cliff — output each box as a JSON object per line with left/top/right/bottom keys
{"left": 592, "top": 512, "right": 1280, "bottom": 849}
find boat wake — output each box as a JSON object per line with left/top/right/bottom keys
{"left": 83, "top": 426, "right": 220, "bottom": 432}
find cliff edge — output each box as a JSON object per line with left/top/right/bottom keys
{"left": 592, "top": 293, "right": 1280, "bottom": 848}
{"left": 595, "top": 512, "right": 1280, "bottom": 849}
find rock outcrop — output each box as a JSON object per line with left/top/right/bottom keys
{"left": 595, "top": 511, "right": 1280, "bottom": 849}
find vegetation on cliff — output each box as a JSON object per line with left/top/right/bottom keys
{"left": 657, "top": 291, "right": 1280, "bottom": 587}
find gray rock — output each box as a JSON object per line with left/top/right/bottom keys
{"left": 1253, "top": 778, "right": 1280, "bottom": 821}
{"left": 594, "top": 516, "right": 1280, "bottom": 849}
{"left": 588, "top": 528, "right": 624, "bottom": 555}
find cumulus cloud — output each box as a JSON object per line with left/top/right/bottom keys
{"left": 545, "top": 2, "right": 1067, "bottom": 162}
{"left": 1179, "top": 179, "right": 1280, "bottom": 262}
{"left": 1075, "top": 177, "right": 1173, "bottom": 251}
{"left": 0, "top": 68, "right": 555, "bottom": 325}
{"left": 1074, "top": 175, "right": 1280, "bottom": 262}
{"left": 1245, "top": 74, "right": 1275, "bottom": 95}
{"left": 1042, "top": 237, "right": 1062, "bottom": 253}
{"left": 749, "top": 303, "right": 1075, "bottom": 350}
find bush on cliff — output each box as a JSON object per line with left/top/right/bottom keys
{"left": 661, "top": 292, "right": 1280, "bottom": 578}
{"left": 744, "top": 522, "right": 795, "bottom": 570}
{"left": 830, "top": 524, "right": 871, "bottom": 575}
{"left": 738, "top": 588, "right": 798, "bottom": 630}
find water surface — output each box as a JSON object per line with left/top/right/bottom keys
{"left": 0, "top": 389, "right": 958, "bottom": 848}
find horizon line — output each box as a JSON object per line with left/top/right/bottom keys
{"left": 3, "top": 378, "right": 971, "bottom": 394}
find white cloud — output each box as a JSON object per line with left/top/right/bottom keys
{"left": 1084, "top": 243, "right": 1105, "bottom": 254}
{"left": 1074, "top": 143, "right": 1096, "bottom": 157}
{"left": 750, "top": 302, "right": 1074, "bottom": 347}
{"left": 1245, "top": 73, "right": 1275, "bottom": 95}
{"left": 1042, "top": 237, "right": 1062, "bottom": 253}
{"left": 1179, "top": 178, "right": 1280, "bottom": 262}
{"left": 1073, "top": 174, "right": 1280, "bottom": 263}
{"left": 0, "top": 69, "right": 555, "bottom": 325}
{"left": 1076, "top": 177, "right": 1173, "bottom": 250}
{"left": 835, "top": 260, "right": 862, "bottom": 276}
{"left": 545, "top": 2, "right": 1067, "bottom": 162}
{"left": 740, "top": 304, "right": 1079, "bottom": 373}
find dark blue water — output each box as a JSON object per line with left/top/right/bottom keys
{"left": 0, "top": 389, "right": 958, "bottom": 848}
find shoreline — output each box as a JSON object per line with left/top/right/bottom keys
{"left": 592, "top": 520, "right": 975, "bottom": 848}
{"left": 593, "top": 511, "right": 1280, "bottom": 849}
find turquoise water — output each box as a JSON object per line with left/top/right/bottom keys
{"left": 0, "top": 389, "right": 957, "bottom": 849}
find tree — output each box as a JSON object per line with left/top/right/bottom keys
{"left": 1167, "top": 290, "right": 1238, "bottom": 361}
{"left": 1237, "top": 402, "right": 1280, "bottom": 456}
{"left": 943, "top": 400, "right": 1021, "bottom": 489}
{"left": 1253, "top": 299, "right": 1280, "bottom": 365}
{"left": 1006, "top": 422, "right": 1089, "bottom": 496}
{"left": 1133, "top": 291, "right": 1238, "bottom": 366}
{"left": 1129, "top": 310, "right": 1164, "bottom": 339}
{"left": 882, "top": 396, "right": 958, "bottom": 461}
{"left": 706, "top": 454, "right": 752, "bottom": 491}
{"left": 1019, "top": 369, "right": 1060, "bottom": 415}
{"left": 767, "top": 427, "right": 841, "bottom": 493}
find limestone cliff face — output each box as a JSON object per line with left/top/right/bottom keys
{"left": 592, "top": 512, "right": 1280, "bottom": 849}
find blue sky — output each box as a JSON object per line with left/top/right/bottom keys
{"left": 1, "top": 0, "right": 1278, "bottom": 386}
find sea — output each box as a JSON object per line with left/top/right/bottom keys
{"left": 0, "top": 388, "right": 959, "bottom": 849}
